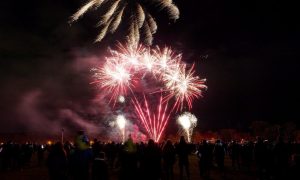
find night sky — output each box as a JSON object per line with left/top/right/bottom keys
{"left": 0, "top": 0, "right": 299, "bottom": 134}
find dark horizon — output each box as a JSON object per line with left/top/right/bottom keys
{"left": 0, "top": 0, "right": 299, "bottom": 134}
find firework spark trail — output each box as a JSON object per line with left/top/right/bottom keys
{"left": 133, "top": 96, "right": 153, "bottom": 138}
{"left": 70, "top": 0, "right": 179, "bottom": 45}
{"left": 177, "top": 112, "right": 197, "bottom": 142}
{"left": 133, "top": 95, "right": 171, "bottom": 142}
{"left": 69, "top": 0, "right": 105, "bottom": 22}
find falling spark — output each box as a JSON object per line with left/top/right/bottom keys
{"left": 69, "top": 0, "right": 179, "bottom": 45}
{"left": 177, "top": 112, "right": 197, "bottom": 142}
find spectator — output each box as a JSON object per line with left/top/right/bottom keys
{"left": 69, "top": 130, "right": 93, "bottom": 180}
{"left": 47, "top": 142, "right": 68, "bottom": 180}
{"left": 176, "top": 136, "right": 190, "bottom": 180}
{"left": 213, "top": 139, "right": 225, "bottom": 174}
{"left": 142, "top": 139, "right": 162, "bottom": 180}
{"left": 197, "top": 140, "right": 211, "bottom": 178}
{"left": 118, "top": 134, "right": 138, "bottom": 180}
{"left": 92, "top": 151, "right": 108, "bottom": 180}
{"left": 162, "top": 140, "right": 176, "bottom": 180}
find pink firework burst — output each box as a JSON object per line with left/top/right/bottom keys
{"left": 163, "top": 64, "right": 207, "bottom": 111}
{"left": 91, "top": 57, "right": 135, "bottom": 103}
{"left": 91, "top": 43, "right": 207, "bottom": 110}
{"left": 133, "top": 95, "right": 171, "bottom": 142}
{"left": 152, "top": 46, "right": 182, "bottom": 75}
{"left": 109, "top": 43, "right": 145, "bottom": 69}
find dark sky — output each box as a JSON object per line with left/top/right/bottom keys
{"left": 0, "top": 0, "right": 299, "bottom": 134}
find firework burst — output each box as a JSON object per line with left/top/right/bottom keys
{"left": 163, "top": 64, "right": 207, "bottom": 111}
{"left": 91, "top": 43, "right": 207, "bottom": 110}
{"left": 70, "top": 0, "right": 179, "bottom": 45}
{"left": 177, "top": 112, "right": 197, "bottom": 142}
{"left": 152, "top": 46, "right": 182, "bottom": 74}
{"left": 91, "top": 57, "right": 134, "bottom": 104}
{"left": 109, "top": 43, "right": 145, "bottom": 68}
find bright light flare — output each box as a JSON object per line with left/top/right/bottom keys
{"left": 118, "top": 95, "right": 125, "bottom": 103}
{"left": 47, "top": 140, "right": 53, "bottom": 145}
{"left": 133, "top": 95, "right": 171, "bottom": 142}
{"left": 116, "top": 115, "right": 126, "bottom": 129}
{"left": 177, "top": 112, "right": 197, "bottom": 143}
{"left": 178, "top": 115, "right": 191, "bottom": 129}
{"left": 116, "top": 114, "right": 126, "bottom": 143}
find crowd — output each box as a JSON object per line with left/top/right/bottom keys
{"left": 0, "top": 132, "right": 300, "bottom": 180}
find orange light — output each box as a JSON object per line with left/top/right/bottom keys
{"left": 47, "top": 140, "right": 52, "bottom": 145}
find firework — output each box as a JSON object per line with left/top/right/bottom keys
{"left": 116, "top": 114, "right": 126, "bottom": 143}
{"left": 69, "top": 0, "right": 179, "bottom": 45}
{"left": 152, "top": 46, "right": 182, "bottom": 73}
{"left": 177, "top": 112, "right": 197, "bottom": 142}
{"left": 91, "top": 57, "right": 134, "bottom": 103}
{"left": 92, "top": 43, "right": 207, "bottom": 108}
{"left": 133, "top": 95, "right": 171, "bottom": 142}
{"left": 163, "top": 64, "right": 207, "bottom": 111}
{"left": 110, "top": 43, "right": 145, "bottom": 69}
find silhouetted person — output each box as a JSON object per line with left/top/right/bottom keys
{"left": 273, "top": 137, "right": 290, "bottom": 179}
{"left": 176, "top": 136, "right": 190, "bottom": 180}
{"left": 70, "top": 130, "right": 93, "bottom": 180}
{"left": 254, "top": 137, "right": 268, "bottom": 179}
{"left": 142, "top": 139, "right": 162, "bottom": 180}
{"left": 37, "top": 144, "right": 45, "bottom": 166}
{"left": 240, "top": 141, "right": 253, "bottom": 171}
{"left": 197, "top": 140, "right": 211, "bottom": 178}
{"left": 119, "top": 134, "right": 138, "bottom": 180}
{"left": 289, "top": 154, "right": 300, "bottom": 179}
{"left": 92, "top": 151, "right": 108, "bottom": 180}
{"left": 106, "top": 141, "right": 117, "bottom": 168}
{"left": 162, "top": 140, "right": 176, "bottom": 180}
{"left": 230, "top": 140, "right": 240, "bottom": 169}
{"left": 64, "top": 141, "right": 72, "bottom": 158}
{"left": 47, "top": 142, "right": 67, "bottom": 180}
{"left": 213, "top": 140, "right": 225, "bottom": 174}
{"left": 92, "top": 138, "right": 101, "bottom": 157}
